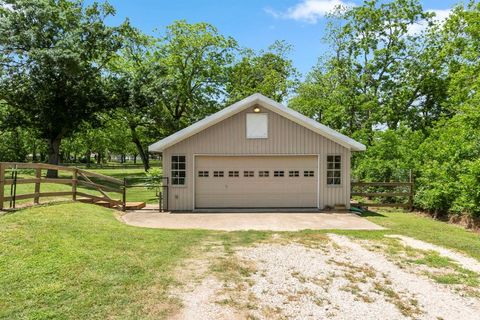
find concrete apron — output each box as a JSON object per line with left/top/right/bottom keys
{"left": 121, "top": 211, "right": 385, "bottom": 232}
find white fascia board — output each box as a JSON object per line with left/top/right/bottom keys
{"left": 148, "top": 93, "right": 366, "bottom": 152}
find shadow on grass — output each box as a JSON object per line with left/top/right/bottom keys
{"left": 361, "top": 210, "right": 387, "bottom": 218}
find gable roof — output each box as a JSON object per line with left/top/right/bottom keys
{"left": 148, "top": 93, "right": 366, "bottom": 152}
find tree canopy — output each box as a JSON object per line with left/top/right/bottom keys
{"left": 0, "top": 0, "right": 129, "bottom": 176}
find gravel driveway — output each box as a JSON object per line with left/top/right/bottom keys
{"left": 171, "top": 234, "right": 480, "bottom": 320}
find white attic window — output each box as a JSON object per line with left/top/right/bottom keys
{"left": 246, "top": 113, "right": 268, "bottom": 139}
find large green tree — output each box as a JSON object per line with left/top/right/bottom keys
{"left": 226, "top": 41, "right": 299, "bottom": 103}
{"left": 290, "top": 0, "right": 446, "bottom": 143}
{"left": 108, "top": 30, "right": 161, "bottom": 171}
{"left": 152, "top": 20, "right": 238, "bottom": 135}
{"left": 0, "top": 0, "right": 128, "bottom": 176}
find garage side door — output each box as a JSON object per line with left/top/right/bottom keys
{"left": 195, "top": 156, "right": 317, "bottom": 208}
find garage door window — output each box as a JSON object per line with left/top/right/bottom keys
{"left": 244, "top": 171, "right": 254, "bottom": 177}
{"left": 228, "top": 171, "right": 239, "bottom": 177}
{"left": 213, "top": 171, "right": 224, "bottom": 177}
{"left": 327, "top": 155, "right": 341, "bottom": 185}
{"left": 171, "top": 155, "right": 186, "bottom": 185}
{"left": 274, "top": 170, "right": 284, "bottom": 177}
{"left": 259, "top": 170, "right": 269, "bottom": 177}
{"left": 198, "top": 171, "right": 209, "bottom": 177}
{"left": 304, "top": 171, "right": 314, "bottom": 177}
{"left": 289, "top": 170, "right": 299, "bottom": 177}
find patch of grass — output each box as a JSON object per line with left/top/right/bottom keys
{"left": 217, "top": 231, "right": 271, "bottom": 254}
{"left": 373, "top": 282, "right": 421, "bottom": 317}
{"left": 211, "top": 255, "right": 257, "bottom": 282}
{"left": 363, "top": 209, "right": 480, "bottom": 261}
{"left": 0, "top": 203, "right": 208, "bottom": 319}
{"left": 412, "top": 252, "right": 453, "bottom": 269}
{"left": 430, "top": 268, "right": 480, "bottom": 287}
{"left": 279, "top": 230, "right": 330, "bottom": 248}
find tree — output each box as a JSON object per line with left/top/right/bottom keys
{"left": 0, "top": 0, "right": 128, "bottom": 176}
{"left": 226, "top": 41, "right": 299, "bottom": 103}
{"left": 108, "top": 30, "right": 160, "bottom": 171}
{"left": 290, "top": 0, "right": 446, "bottom": 143}
{"left": 152, "top": 21, "right": 238, "bottom": 135}
{"left": 413, "top": 2, "right": 480, "bottom": 218}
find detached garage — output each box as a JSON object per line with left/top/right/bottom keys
{"left": 149, "top": 93, "right": 365, "bottom": 211}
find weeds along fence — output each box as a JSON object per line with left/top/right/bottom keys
{"left": 0, "top": 162, "right": 125, "bottom": 211}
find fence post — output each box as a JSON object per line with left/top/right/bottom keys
{"left": 34, "top": 168, "right": 42, "bottom": 205}
{"left": 0, "top": 163, "right": 4, "bottom": 210}
{"left": 11, "top": 165, "right": 17, "bottom": 209}
{"left": 409, "top": 170, "right": 414, "bottom": 211}
{"left": 122, "top": 178, "right": 126, "bottom": 212}
{"left": 72, "top": 168, "right": 78, "bottom": 201}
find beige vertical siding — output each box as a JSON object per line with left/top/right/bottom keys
{"left": 163, "top": 105, "right": 352, "bottom": 211}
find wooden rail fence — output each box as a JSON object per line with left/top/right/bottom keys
{"left": 0, "top": 162, "right": 125, "bottom": 211}
{"left": 351, "top": 178, "right": 414, "bottom": 211}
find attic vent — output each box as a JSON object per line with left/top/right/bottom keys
{"left": 246, "top": 113, "right": 268, "bottom": 139}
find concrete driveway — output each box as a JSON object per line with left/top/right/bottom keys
{"left": 121, "top": 211, "right": 384, "bottom": 231}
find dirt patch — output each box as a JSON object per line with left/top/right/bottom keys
{"left": 168, "top": 240, "right": 249, "bottom": 320}
{"left": 450, "top": 214, "right": 480, "bottom": 232}
{"left": 170, "top": 276, "right": 242, "bottom": 320}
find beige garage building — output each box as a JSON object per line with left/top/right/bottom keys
{"left": 149, "top": 93, "right": 365, "bottom": 211}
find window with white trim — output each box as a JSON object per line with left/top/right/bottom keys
{"left": 171, "top": 155, "right": 186, "bottom": 185}
{"left": 327, "top": 155, "right": 341, "bottom": 185}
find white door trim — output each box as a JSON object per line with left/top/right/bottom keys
{"left": 317, "top": 154, "right": 320, "bottom": 209}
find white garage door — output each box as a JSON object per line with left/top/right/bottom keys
{"left": 195, "top": 156, "right": 318, "bottom": 208}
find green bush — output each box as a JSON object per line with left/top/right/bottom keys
{"left": 355, "top": 106, "right": 480, "bottom": 218}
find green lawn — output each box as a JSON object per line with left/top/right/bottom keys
{"left": 0, "top": 203, "right": 207, "bottom": 319}
{"left": 362, "top": 209, "right": 480, "bottom": 261}
{"left": 0, "top": 203, "right": 479, "bottom": 319}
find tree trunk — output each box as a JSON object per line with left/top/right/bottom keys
{"left": 130, "top": 125, "right": 150, "bottom": 171}
{"left": 133, "top": 153, "right": 137, "bottom": 164}
{"left": 32, "top": 141, "right": 37, "bottom": 162}
{"left": 46, "top": 137, "right": 62, "bottom": 178}
{"left": 85, "top": 150, "right": 91, "bottom": 167}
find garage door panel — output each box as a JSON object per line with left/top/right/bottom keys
{"left": 195, "top": 156, "right": 317, "bottom": 208}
